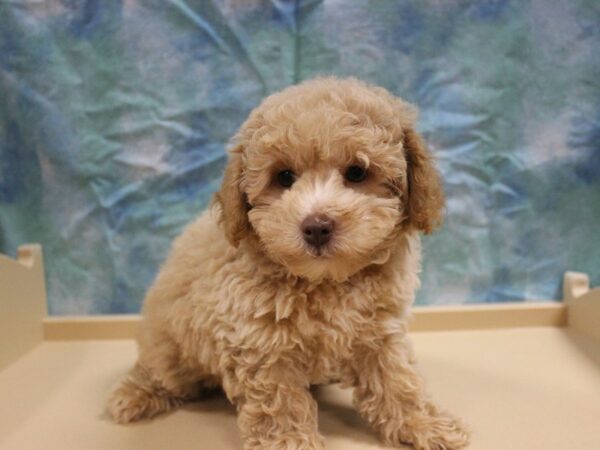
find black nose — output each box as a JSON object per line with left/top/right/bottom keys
{"left": 301, "top": 214, "right": 334, "bottom": 248}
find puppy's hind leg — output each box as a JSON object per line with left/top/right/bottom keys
{"left": 107, "top": 333, "right": 212, "bottom": 424}
{"left": 107, "top": 362, "right": 187, "bottom": 424}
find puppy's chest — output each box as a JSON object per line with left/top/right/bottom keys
{"left": 284, "top": 286, "right": 377, "bottom": 380}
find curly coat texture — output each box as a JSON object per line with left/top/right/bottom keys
{"left": 107, "top": 78, "right": 469, "bottom": 450}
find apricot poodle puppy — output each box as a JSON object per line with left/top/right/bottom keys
{"left": 107, "top": 77, "right": 469, "bottom": 450}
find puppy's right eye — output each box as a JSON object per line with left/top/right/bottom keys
{"left": 345, "top": 165, "right": 368, "bottom": 183}
{"left": 277, "top": 170, "right": 296, "bottom": 188}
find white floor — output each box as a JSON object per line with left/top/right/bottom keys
{"left": 1, "top": 327, "right": 599, "bottom": 450}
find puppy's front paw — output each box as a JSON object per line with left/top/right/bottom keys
{"left": 244, "top": 432, "right": 325, "bottom": 450}
{"left": 383, "top": 409, "right": 470, "bottom": 450}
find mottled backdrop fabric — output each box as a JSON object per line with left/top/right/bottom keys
{"left": 1, "top": 0, "right": 599, "bottom": 314}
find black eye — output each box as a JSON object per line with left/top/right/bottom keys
{"left": 277, "top": 170, "right": 296, "bottom": 188}
{"left": 344, "top": 165, "right": 367, "bottom": 183}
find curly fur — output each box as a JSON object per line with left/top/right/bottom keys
{"left": 107, "top": 77, "right": 469, "bottom": 450}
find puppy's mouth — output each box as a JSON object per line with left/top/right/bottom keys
{"left": 304, "top": 243, "right": 334, "bottom": 258}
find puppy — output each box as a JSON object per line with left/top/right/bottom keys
{"left": 107, "top": 77, "right": 469, "bottom": 450}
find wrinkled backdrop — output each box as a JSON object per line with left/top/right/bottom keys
{"left": 1, "top": 0, "right": 599, "bottom": 314}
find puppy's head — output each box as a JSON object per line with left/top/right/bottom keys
{"left": 216, "top": 78, "right": 444, "bottom": 281}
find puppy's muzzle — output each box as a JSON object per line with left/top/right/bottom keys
{"left": 301, "top": 214, "right": 334, "bottom": 248}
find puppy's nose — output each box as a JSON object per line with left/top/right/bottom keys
{"left": 301, "top": 214, "right": 334, "bottom": 248}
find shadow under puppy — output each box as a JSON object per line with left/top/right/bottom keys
{"left": 107, "top": 77, "right": 469, "bottom": 450}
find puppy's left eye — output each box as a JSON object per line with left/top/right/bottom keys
{"left": 344, "top": 165, "right": 368, "bottom": 183}
{"left": 277, "top": 170, "right": 296, "bottom": 188}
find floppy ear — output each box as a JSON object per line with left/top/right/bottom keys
{"left": 215, "top": 145, "right": 251, "bottom": 247}
{"left": 403, "top": 127, "right": 445, "bottom": 234}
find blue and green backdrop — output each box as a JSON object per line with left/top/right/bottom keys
{"left": 1, "top": 0, "right": 599, "bottom": 314}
